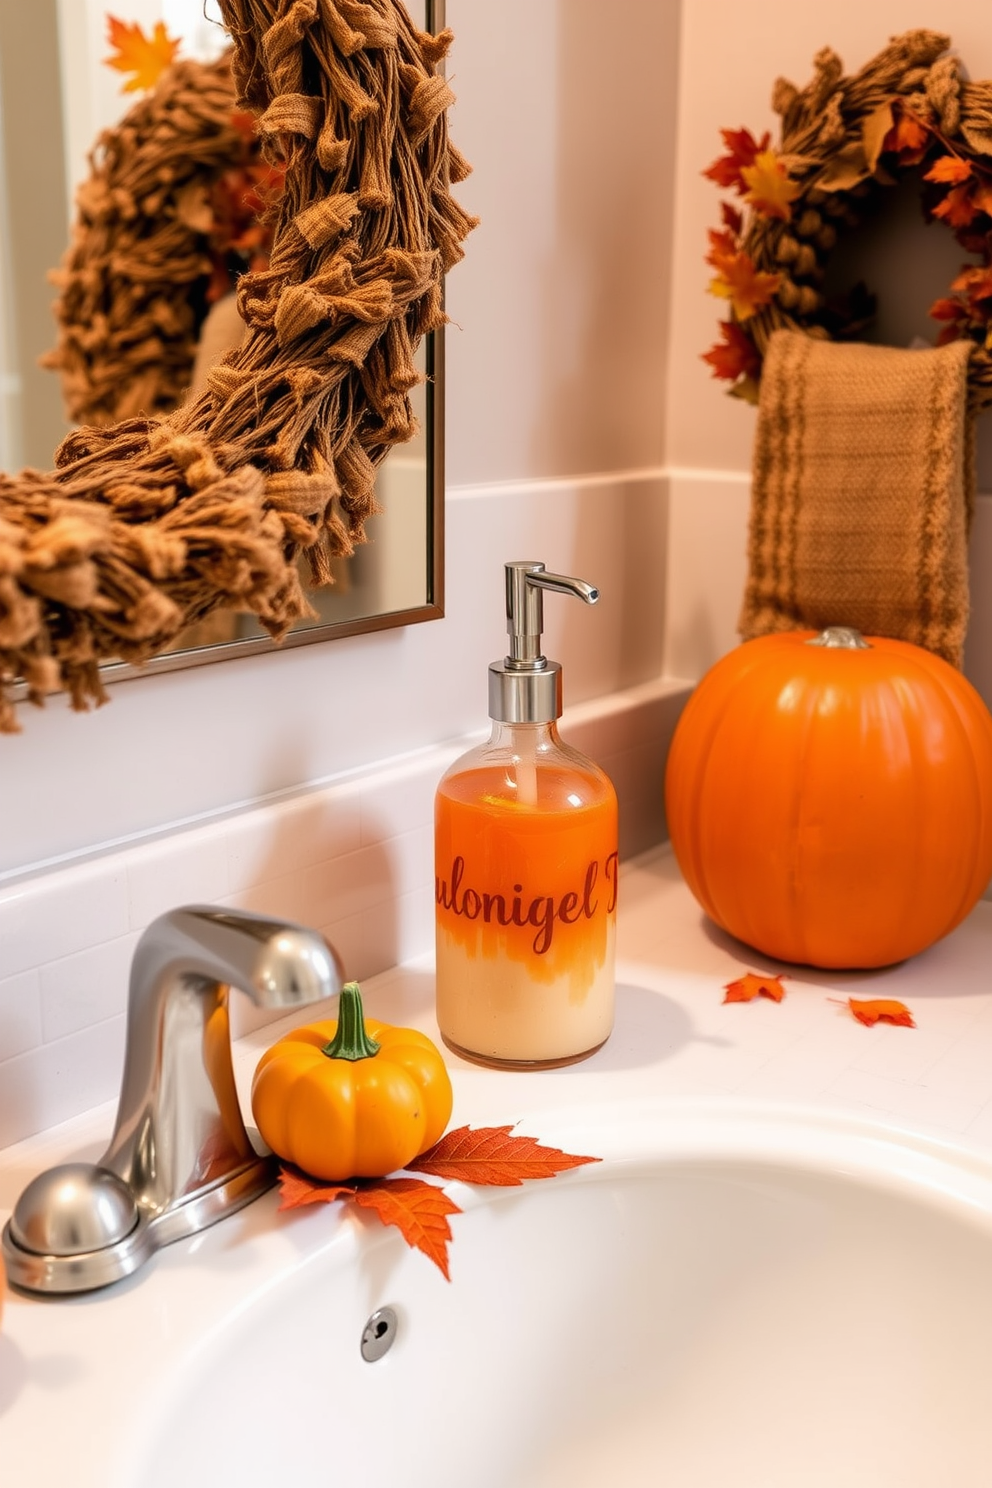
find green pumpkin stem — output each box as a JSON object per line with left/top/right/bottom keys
{"left": 322, "top": 980, "right": 381, "bottom": 1061}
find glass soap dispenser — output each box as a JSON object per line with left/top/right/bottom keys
{"left": 435, "top": 561, "right": 619, "bottom": 1069}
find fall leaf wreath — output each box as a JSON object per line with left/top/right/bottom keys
{"left": 701, "top": 29, "right": 992, "bottom": 412}
{"left": 45, "top": 19, "right": 285, "bottom": 429}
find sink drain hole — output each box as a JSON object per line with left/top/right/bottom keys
{"left": 361, "top": 1306, "right": 398, "bottom": 1362}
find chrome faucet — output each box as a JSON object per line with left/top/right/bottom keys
{"left": 2, "top": 905, "right": 344, "bottom": 1295}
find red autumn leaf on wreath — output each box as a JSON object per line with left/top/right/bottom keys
{"left": 407, "top": 1125, "right": 601, "bottom": 1186}
{"left": 705, "top": 228, "right": 739, "bottom": 274}
{"left": 703, "top": 127, "right": 771, "bottom": 193}
{"left": 721, "top": 200, "right": 744, "bottom": 236}
{"left": 837, "top": 998, "right": 916, "bottom": 1028}
{"left": 105, "top": 15, "right": 180, "bottom": 93}
{"left": 740, "top": 149, "right": 800, "bottom": 222}
{"left": 924, "top": 155, "right": 973, "bottom": 185}
{"left": 882, "top": 108, "right": 930, "bottom": 164}
{"left": 932, "top": 183, "right": 978, "bottom": 230}
{"left": 930, "top": 296, "right": 969, "bottom": 323}
{"left": 723, "top": 972, "right": 787, "bottom": 1004}
{"left": 702, "top": 321, "right": 760, "bottom": 382}
{"left": 709, "top": 251, "right": 782, "bottom": 321}
{"left": 951, "top": 264, "right": 992, "bottom": 304}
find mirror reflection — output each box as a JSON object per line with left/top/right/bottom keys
{"left": 0, "top": 0, "right": 441, "bottom": 683}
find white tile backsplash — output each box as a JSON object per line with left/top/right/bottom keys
{"left": 0, "top": 677, "right": 687, "bottom": 1148}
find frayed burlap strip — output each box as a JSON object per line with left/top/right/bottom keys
{"left": 0, "top": 0, "right": 476, "bottom": 733}
{"left": 43, "top": 52, "right": 271, "bottom": 428}
{"left": 740, "top": 330, "right": 973, "bottom": 666}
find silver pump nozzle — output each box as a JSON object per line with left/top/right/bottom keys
{"left": 489, "top": 561, "right": 600, "bottom": 723}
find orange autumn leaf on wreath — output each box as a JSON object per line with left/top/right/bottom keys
{"left": 882, "top": 108, "right": 930, "bottom": 164}
{"left": 924, "top": 155, "right": 973, "bottom": 185}
{"left": 407, "top": 1125, "right": 601, "bottom": 1186}
{"left": 702, "top": 321, "right": 760, "bottom": 382}
{"left": 105, "top": 16, "right": 180, "bottom": 93}
{"left": 838, "top": 998, "right": 916, "bottom": 1028}
{"left": 723, "top": 972, "right": 786, "bottom": 1004}
{"left": 740, "top": 150, "right": 800, "bottom": 222}
{"left": 709, "top": 250, "right": 781, "bottom": 321}
{"left": 703, "top": 127, "right": 771, "bottom": 192}
{"left": 931, "top": 183, "right": 978, "bottom": 229}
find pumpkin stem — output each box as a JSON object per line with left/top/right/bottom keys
{"left": 806, "top": 626, "right": 870, "bottom": 650}
{"left": 322, "top": 981, "right": 381, "bottom": 1061}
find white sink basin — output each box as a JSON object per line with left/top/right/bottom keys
{"left": 5, "top": 1100, "right": 992, "bottom": 1488}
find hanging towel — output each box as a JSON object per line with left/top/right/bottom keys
{"left": 739, "top": 330, "right": 974, "bottom": 666}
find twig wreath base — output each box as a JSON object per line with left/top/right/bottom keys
{"left": 0, "top": 0, "right": 476, "bottom": 733}
{"left": 702, "top": 29, "right": 992, "bottom": 413}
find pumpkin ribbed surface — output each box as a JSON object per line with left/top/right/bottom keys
{"left": 665, "top": 631, "right": 992, "bottom": 969}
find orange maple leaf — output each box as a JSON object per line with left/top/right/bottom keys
{"left": 407, "top": 1125, "right": 601, "bottom": 1187}
{"left": 351, "top": 1178, "right": 461, "bottom": 1281}
{"left": 951, "top": 264, "right": 992, "bottom": 304}
{"left": 723, "top": 972, "right": 786, "bottom": 1004}
{"left": 705, "top": 228, "right": 739, "bottom": 273}
{"left": 105, "top": 16, "right": 180, "bottom": 93}
{"left": 835, "top": 997, "right": 916, "bottom": 1028}
{"left": 709, "top": 251, "right": 781, "bottom": 320}
{"left": 276, "top": 1167, "right": 461, "bottom": 1279}
{"left": 703, "top": 127, "right": 771, "bottom": 193}
{"left": 970, "top": 181, "right": 992, "bottom": 219}
{"left": 740, "top": 149, "right": 800, "bottom": 222}
{"left": 924, "top": 155, "right": 973, "bottom": 185}
{"left": 277, "top": 1168, "right": 356, "bottom": 1210}
{"left": 932, "top": 183, "right": 979, "bottom": 229}
{"left": 702, "top": 321, "right": 760, "bottom": 382}
{"left": 882, "top": 108, "right": 930, "bottom": 164}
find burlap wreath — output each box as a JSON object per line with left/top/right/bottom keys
{"left": 702, "top": 29, "right": 992, "bottom": 414}
{"left": 0, "top": 0, "right": 475, "bottom": 733}
{"left": 44, "top": 50, "right": 283, "bottom": 429}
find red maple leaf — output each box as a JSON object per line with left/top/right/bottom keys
{"left": 407, "top": 1125, "right": 601, "bottom": 1187}
{"left": 703, "top": 127, "right": 771, "bottom": 193}
{"left": 702, "top": 322, "right": 760, "bottom": 382}
{"left": 723, "top": 972, "right": 786, "bottom": 1004}
{"left": 721, "top": 201, "right": 744, "bottom": 236}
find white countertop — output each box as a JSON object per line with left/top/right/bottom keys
{"left": 4, "top": 843, "right": 992, "bottom": 1221}
{"left": 2, "top": 844, "right": 992, "bottom": 1487}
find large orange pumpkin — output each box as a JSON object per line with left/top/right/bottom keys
{"left": 665, "top": 627, "right": 992, "bottom": 968}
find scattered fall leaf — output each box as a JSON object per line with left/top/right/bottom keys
{"left": 702, "top": 321, "right": 760, "bottom": 382}
{"left": 351, "top": 1179, "right": 461, "bottom": 1281}
{"left": 105, "top": 15, "right": 180, "bottom": 93}
{"left": 407, "top": 1125, "right": 601, "bottom": 1187}
{"left": 709, "top": 251, "right": 782, "bottom": 320}
{"left": 723, "top": 972, "right": 787, "bottom": 1004}
{"left": 277, "top": 1168, "right": 356, "bottom": 1210}
{"left": 836, "top": 997, "right": 916, "bottom": 1028}
{"left": 703, "top": 127, "right": 771, "bottom": 193}
{"left": 924, "top": 155, "right": 974, "bottom": 185}
{"left": 740, "top": 149, "right": 800, "bottom": 221}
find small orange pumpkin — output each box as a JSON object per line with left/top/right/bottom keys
{"left": 665, "top": 628, "right": 992, "bottom": 968}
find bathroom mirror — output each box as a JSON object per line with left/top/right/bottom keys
{"left": 0, "top": 0, "right": 444, "bottom": 691}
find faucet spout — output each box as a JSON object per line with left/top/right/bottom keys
{"left": 2, "top": 906, "right": 344, "bottom": 1295}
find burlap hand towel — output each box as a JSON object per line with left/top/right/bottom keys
{"left": 739, "top": 330, "right": 974, "bottom": 666}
